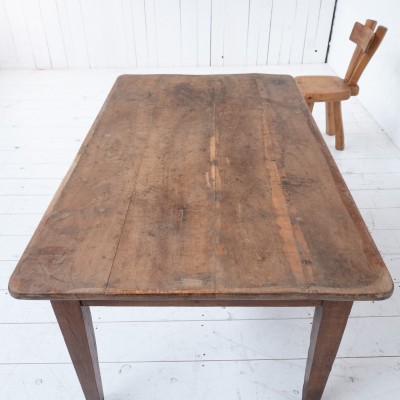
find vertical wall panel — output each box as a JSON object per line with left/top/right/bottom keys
{"left": 268, "top": 0, "right": 298, "bottom": 64}
{"left": 290, "top": 0, "right": 310, "bottom": 64}
{"left": 81, "top": 0, "right": 129, "bottom": 68}
{"left": 3, "top": 0, "right": 36, "bottom": 68}
{"left": 155, "top": 0, "right": 180, "bottom": 67}
{"left": 223, "top": 0, "right": 249, "bottom": 66}
{"left": 21, "top": 0, "right": 52, "bottom": 69}
{"left": 210, "top": 0, "right": 224, "bottom": 66}
{"left": 246, "top": 0, "right": 271, "bottom": 66}
{"left": 256, "top": 0, "right": 273, "bottom": 65}
{"left": 39, "top": 0, "right": 68, "bottom": 68}
{"left": 302, "top": 0, "right": 335, "bottom": 63}
{"left": 55, "top": 0, "right": 89, "bottom": 68}
{"left": 0, "top": 0, "right": 336, "bottom": 69}
{"left": 144, "top": 0, "right": 158, "bottom": 67}
{"left": 197, "top": 0, "right": 211, "bottom": 66}
{"left": 0, "top": 0, "right": 17, "bottom": 68}
{"left": 278, "top": 0, "right": 297, "bottom": 64}
{"left": 246, "top": 0, "right": 260, "bottom": 66}
{"left": 180, "top": 0, "right": 197, "bottom": 67}
{"left": 310, "top": 0, "right": 336, "bottom": 63}
{"left": 122, "top": 0, "right": 137, "bottom": 67}
{"left": 302, "top": 0, "right": 321, "bottom": 62}
{"left": 131, "top": 0, "right": 148, "bottom": 67}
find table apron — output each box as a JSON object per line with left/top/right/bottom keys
{"left": 80, "top": 299, "right": 323, "bottom": 307}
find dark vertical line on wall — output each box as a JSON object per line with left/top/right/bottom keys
{"left": 255, "top": 25, "right": 260, "bottom": 65}
{"left": 121, "top": 0, "right": 129, "bottom": 67}
{"left": 266, "top": 0, "right": 273, "bottom": 65}
{"left": 289, "top": 0, "right": 299, "bottom": 64}
{"left": 255, "top": 0, "right": 261, "bottom": 65}
{"left": 222, "top": 0, "right": 225, "bottom": 66}
{"left": 301, "top": 0, "right": 310, "bottom": 64}
{"left": 195, "top": 0, "right": 198, "bottom": 66}
{"left": 55, "top": 0, "right": 69, "bottom": 68}
{"left": 153, "top": 0, "right": 158, "bottom": 67}
{"left": 179, "top": 0, "right": 182, "bottom": 66}
{"left": 278, "top": 17, "right": 283, "bottom": 64}
{"left": 130, "top": 0, "right": 138, "bottom": 67}
{"left": 325, "top": 0, "right": 338, "bottom": 63}
{"left": 143, "top": 0, "right": 149, "bottom": 67}
{"left": 313, "top": 0, "right": 323, "bottom": 59}
{"left": 21, "top": 1, "right": 38, "bottom": 68}
{"left": 2, "top": 0, "right": 19, "bottom": 64}
{"left": 209, "top": 0, "right": 213, "bottom": 66}
{"left": 78, "top": 0, "right": 90, "bottom": 68}
{"left": 245, "top": 0, "right": 251, "bottom": 63}
{"left": 316, "top": 0, "right": 323, "bottom": 36}
{"left": 38, "top": 0, "right": 53, "bottom": 68}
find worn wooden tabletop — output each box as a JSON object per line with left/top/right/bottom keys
{"left": 8, "top": 74, "right": 393, "bottom": 301}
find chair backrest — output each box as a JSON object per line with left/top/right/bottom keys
{"left": 344, "top": 19, "right": 388, "bottom": 87}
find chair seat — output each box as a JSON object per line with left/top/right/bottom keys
{"left": 294, "top": 76, "right": 358, "bottom": 103}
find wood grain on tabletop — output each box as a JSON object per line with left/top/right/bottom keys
{"left": 8, "top": 74, "right": 393, "bottom": 301}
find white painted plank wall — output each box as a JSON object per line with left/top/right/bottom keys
{"left": 0, "top": 0, "right": 336, "bottom": 68}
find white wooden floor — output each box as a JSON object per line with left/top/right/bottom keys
{"left": 1, "top": 65, "right": 400, "bottom": 400}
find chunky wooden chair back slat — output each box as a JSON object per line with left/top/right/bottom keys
{"left": 294, "top": 19, "right": 387, "bottom": 150}
{"left": 347, "top": 25, "right": 388, "bottom": 86}
{"left": 345, "top": 19, "right": 377, "bottom": 87}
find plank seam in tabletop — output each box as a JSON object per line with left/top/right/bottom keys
{"left": 211, "top": 83, "right": 220, "bottom": 298}
{"left": 102, "top": 129, "right": 146, "bottom": 295}
{"left": 255, "top": 75, "right": 308, "bottom": 287}
{"left": 96, "top": 75, "right": 161, "bottom": 297}
{"left": 255, "top": 74, "right": 392, "bottom": 300}
{"left": 7, "top": 78, "right": 118, "bottom": 298}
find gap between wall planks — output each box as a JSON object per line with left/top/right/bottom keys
{"left": 0, "top": 0, "right": 336, "bottom": 69}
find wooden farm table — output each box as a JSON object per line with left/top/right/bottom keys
{"left": 9, "top": 74, "right": 393, "bottom": 399}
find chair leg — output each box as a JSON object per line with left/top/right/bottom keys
{"left": 332, "top": 101, "right": 344, "bottom": 150}
{"left": 306, "top": 101, "right": 314, "bottom": 112}
{"left": 325, "top": 102, "right": 335, "bottom": 136}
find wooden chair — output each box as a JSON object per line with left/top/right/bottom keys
{"left": 295, "top": 20, "right": 387, "bottom": 150}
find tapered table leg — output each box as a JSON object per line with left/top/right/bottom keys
{"left": 52, "top": 301, "right": 104, "bottom": 400}
{"left": 302, "top": 301, "right": 353, "bottom": 400}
